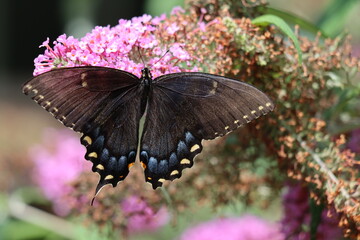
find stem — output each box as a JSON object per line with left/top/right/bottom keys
{"left": 8, "top": 196, "right": 77, "bottom": 239}
{"left": 296, "top": 136, "right": 351, "bottom": 200}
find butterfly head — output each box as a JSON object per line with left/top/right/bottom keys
{"left": 141, "top": 68, "right": 153, "bottom": 85}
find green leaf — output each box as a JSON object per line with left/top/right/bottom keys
{"left": 264, "top": 7, "right": 327, "bottom": 37}
{"left": 309, "top": 199, "right": 324, "bottom": 240}
{"left": 252, "top": 14, "right": 303, "bottom": 65}
{"left": 316, "top": 0, "right": 360, "bottom": 37}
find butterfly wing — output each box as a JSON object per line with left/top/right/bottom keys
{"left": 22, "top": 67, "right": 144, "bottom": 193}
{"left": 140, "top": 72, "right": 274, "bottom": 189}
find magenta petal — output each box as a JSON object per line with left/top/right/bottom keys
{"left": 180, "top": 215, "right": 284, "bottom": 240}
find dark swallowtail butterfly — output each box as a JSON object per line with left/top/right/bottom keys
{"left": 22, "top": 66, "right": 274, "bottom": 194}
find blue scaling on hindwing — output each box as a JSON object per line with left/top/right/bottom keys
{"left": 140, "top": 130, "right": 203, "bottom": 189}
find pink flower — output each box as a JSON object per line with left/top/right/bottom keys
{"left": 66, "top": 49, "right": 79, "bottom": 61}
{"left": 33, "top": 8, "right": 197, "bottom": 78}
{"left": 167, "top": 23, "right": 180, "bottom": 35}
{"left": 348, "top": 129, "right": 360, "bottom": 153}
{"left": 198, "top": 22, "right": 207, "bottom": 32}
{"left": 30, "top": 128, "right": 90, "bottom": 215}
{"left": 170, "top": 43, "right": 190, "bottom": 61}
{"left": 151, "top": 13, "right": 167, "bottom": 25}
{"left": 180, "top": 215, "right": 284, "bottom": 240}
{"left": 171, "top": 6, "right": 185, "bottom": 15}
{"left": 121, "top": 195, "right": 170, "bottom": 234}
{"left": 352, "top": 44, "right": 360, "bottom": 58}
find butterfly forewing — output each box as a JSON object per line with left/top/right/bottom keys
{"left": 22, "top": 67, "right": 144, "bottom": 193}
{"left": 140, "top": 72, "right": 274, "bottom": 188}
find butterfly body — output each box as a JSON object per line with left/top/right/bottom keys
{"left": 23, "top": 66, "right": 274, "bottom": 192}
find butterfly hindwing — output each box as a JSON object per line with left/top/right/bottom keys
{"left": 140, "top": 72, "right": 274, "bottom": 188}
{"left": 22, "top": 67, "right": 144, "bottom": 193}
{"left": 139, "top": 86, "right": 204, "bottom": 189}
{"left": 81, "top": 85, "right": 147, "bottom": 193}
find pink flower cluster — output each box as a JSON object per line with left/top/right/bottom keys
{"left": 121, "top": 195, "right": 170, "bottom": 234}
{"left": 34, "top": 10, "right": 196, "bottom": 78}
{"left": 180, "top": 215, "right": 284, "bottom": 240}
{"left": 30, "top": 128, "right": 90, "bottom": 216}
{"left": 281, "top": 183, "right": 343, "bottom": 240}
{"left": 348, "top": 128, "right": 360, "bottom": 153}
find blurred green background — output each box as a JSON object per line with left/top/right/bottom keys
{"left": 0, "top": 0, "right": 359, "bottom": 239}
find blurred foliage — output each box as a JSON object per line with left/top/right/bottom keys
{"left": 145, "top": 0, "right": 184, "bottom": 16}
{"left": 316, "top": 0, "right": 360, "bottom": 38}
{"left": 262, "top": 7, "right": 328, "bottom": 37}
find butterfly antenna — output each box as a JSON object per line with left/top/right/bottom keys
{"left": 149, "top": 49, "right": 170, "bottom": 69}
{"left": 137, "top": 45, "right": 146, "bottom": 68}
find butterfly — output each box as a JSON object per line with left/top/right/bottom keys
{"left": 22, "top": 66, "right": 274, "bottom": 194}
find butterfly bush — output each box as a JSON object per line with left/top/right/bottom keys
{"left": 30, "top": 128, "right": 89, "bottom": 215}
{"left": 30, "top": 128, "right": 169, "bottom": 234}
{"left": 348, "top": 129, "right": 360, "bottom": 153}
{"left": 120, "top": 195, "right": 169, "bottom": 234}
{"left": 29, "top": 0, "right": 360, "bottom": 238}
{"left": 34, "top": 10, "right": 201, "bottom": 78}
{"left": 180, "top": 215, "right": 284, "bottom": 240}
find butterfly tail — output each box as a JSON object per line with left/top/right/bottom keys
{"left": 90, "top": 179, "right": 109, "bottom": 206}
